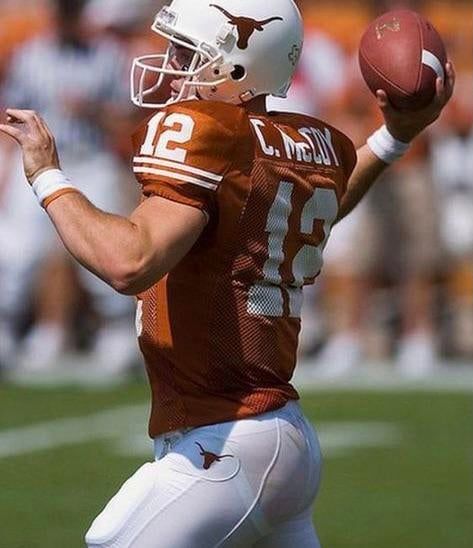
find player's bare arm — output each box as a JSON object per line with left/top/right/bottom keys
{"left": 45, "top": 193, "right": 206, "bottom": 295}
{"left": 0, "top": 109, "right": 206, "bottom": 295}
{"left": 338, "top": 60, "right": 455, "bottom": 222}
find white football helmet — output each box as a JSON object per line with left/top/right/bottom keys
{"left": 131, "top": 0, "right": 304, "bottom": 108}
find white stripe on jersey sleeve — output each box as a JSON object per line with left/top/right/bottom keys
{"left": 133, "top": 166, "right": 219, "bottom": 191}
{"left": 134, "top": 157, "right": 224, "bottom": 182}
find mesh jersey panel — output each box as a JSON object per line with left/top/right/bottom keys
{"left": 133, "top": 101, "right": 356, "bottom": 436}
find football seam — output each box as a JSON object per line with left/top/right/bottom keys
{"left": 359, "top": 49, "right": 411, "bottom": 96}
{"left": 413, "top": 12, "right": 424, "bottom": 93}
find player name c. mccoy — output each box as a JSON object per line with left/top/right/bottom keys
{"left": 250, "top": 117, "right": 341, "bottom": 167}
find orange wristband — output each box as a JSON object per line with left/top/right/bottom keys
{"left": 42, "top": 188, "right": 81, "bottom": 209}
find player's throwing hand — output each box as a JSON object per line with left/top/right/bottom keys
{"left": 0, "top": 109, "right": 60, "bottom": 183}
{"left": 376, "top": 61, "right": 456, "bottom": 143}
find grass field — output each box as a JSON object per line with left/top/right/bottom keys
{"left": 1, "top": 379, "right": 472, "bottom": 548}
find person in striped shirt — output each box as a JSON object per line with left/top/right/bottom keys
{"left": 0, "top": 0, "right": 138, "bottom": 374}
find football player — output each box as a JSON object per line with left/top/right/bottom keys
{"left": 0, "top": 0, "right": 454, "bottom": 546}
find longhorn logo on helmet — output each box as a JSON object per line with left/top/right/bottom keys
{"left": 210, "top": 4, "right": 283, "bottom": 50}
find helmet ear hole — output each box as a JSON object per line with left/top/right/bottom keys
{"left": 231, "top": 65, "right": 246, "bottom": 81}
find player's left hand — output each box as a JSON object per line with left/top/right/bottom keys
{"left": 377, "top": 60, "right": 456, "bottom": 143}
{"left": 0, "top": 109, "right": 60, "bottom": 184}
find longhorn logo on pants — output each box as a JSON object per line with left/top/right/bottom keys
{"left": 210, "top": 4, "right": 283, "bottom": 49}
{"left": 195, "top": 442, "right": 235, "bottom": 470}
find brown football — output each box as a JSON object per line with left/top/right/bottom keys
{"left": 359, "top": 10, "right": 447, "bottom": 110}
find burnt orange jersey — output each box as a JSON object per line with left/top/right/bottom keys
{"left": 132, "top": 100, "right": 356, "bottom": 437}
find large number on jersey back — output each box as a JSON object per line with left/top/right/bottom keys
{"left": 248, "top": 181, "right": 338, "bottom": 319}
{"left": 140, "top": 112, "right": 195, "bottom": 162}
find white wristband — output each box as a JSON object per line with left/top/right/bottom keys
{"left": 32, "top": 169, "right": 76, "bottom": 207}
{"left": 367, "top": 125, "right": 410, "bottom": 164}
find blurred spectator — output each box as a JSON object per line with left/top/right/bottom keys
{"left": 0, "top": 0, "right": 138, "bottom": 374}
{"left": 430, "top": 75, "right": 473, "bottom": 358}
{"left": 0, "top": 1, "right": 48, "bottom": 74}
{"left": 315, "top": 0, "right": 442, "bottom": 377}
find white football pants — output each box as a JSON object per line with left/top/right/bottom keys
{"left": 85, "top": 401, "right": 322, "bottom": 548}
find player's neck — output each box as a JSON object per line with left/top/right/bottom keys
{"left": 242, "top": 95, "right": 268, "bottom": 115}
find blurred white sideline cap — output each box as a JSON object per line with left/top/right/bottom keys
{"left": 84, "top": 0, "right": 159, "bottom": 30}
